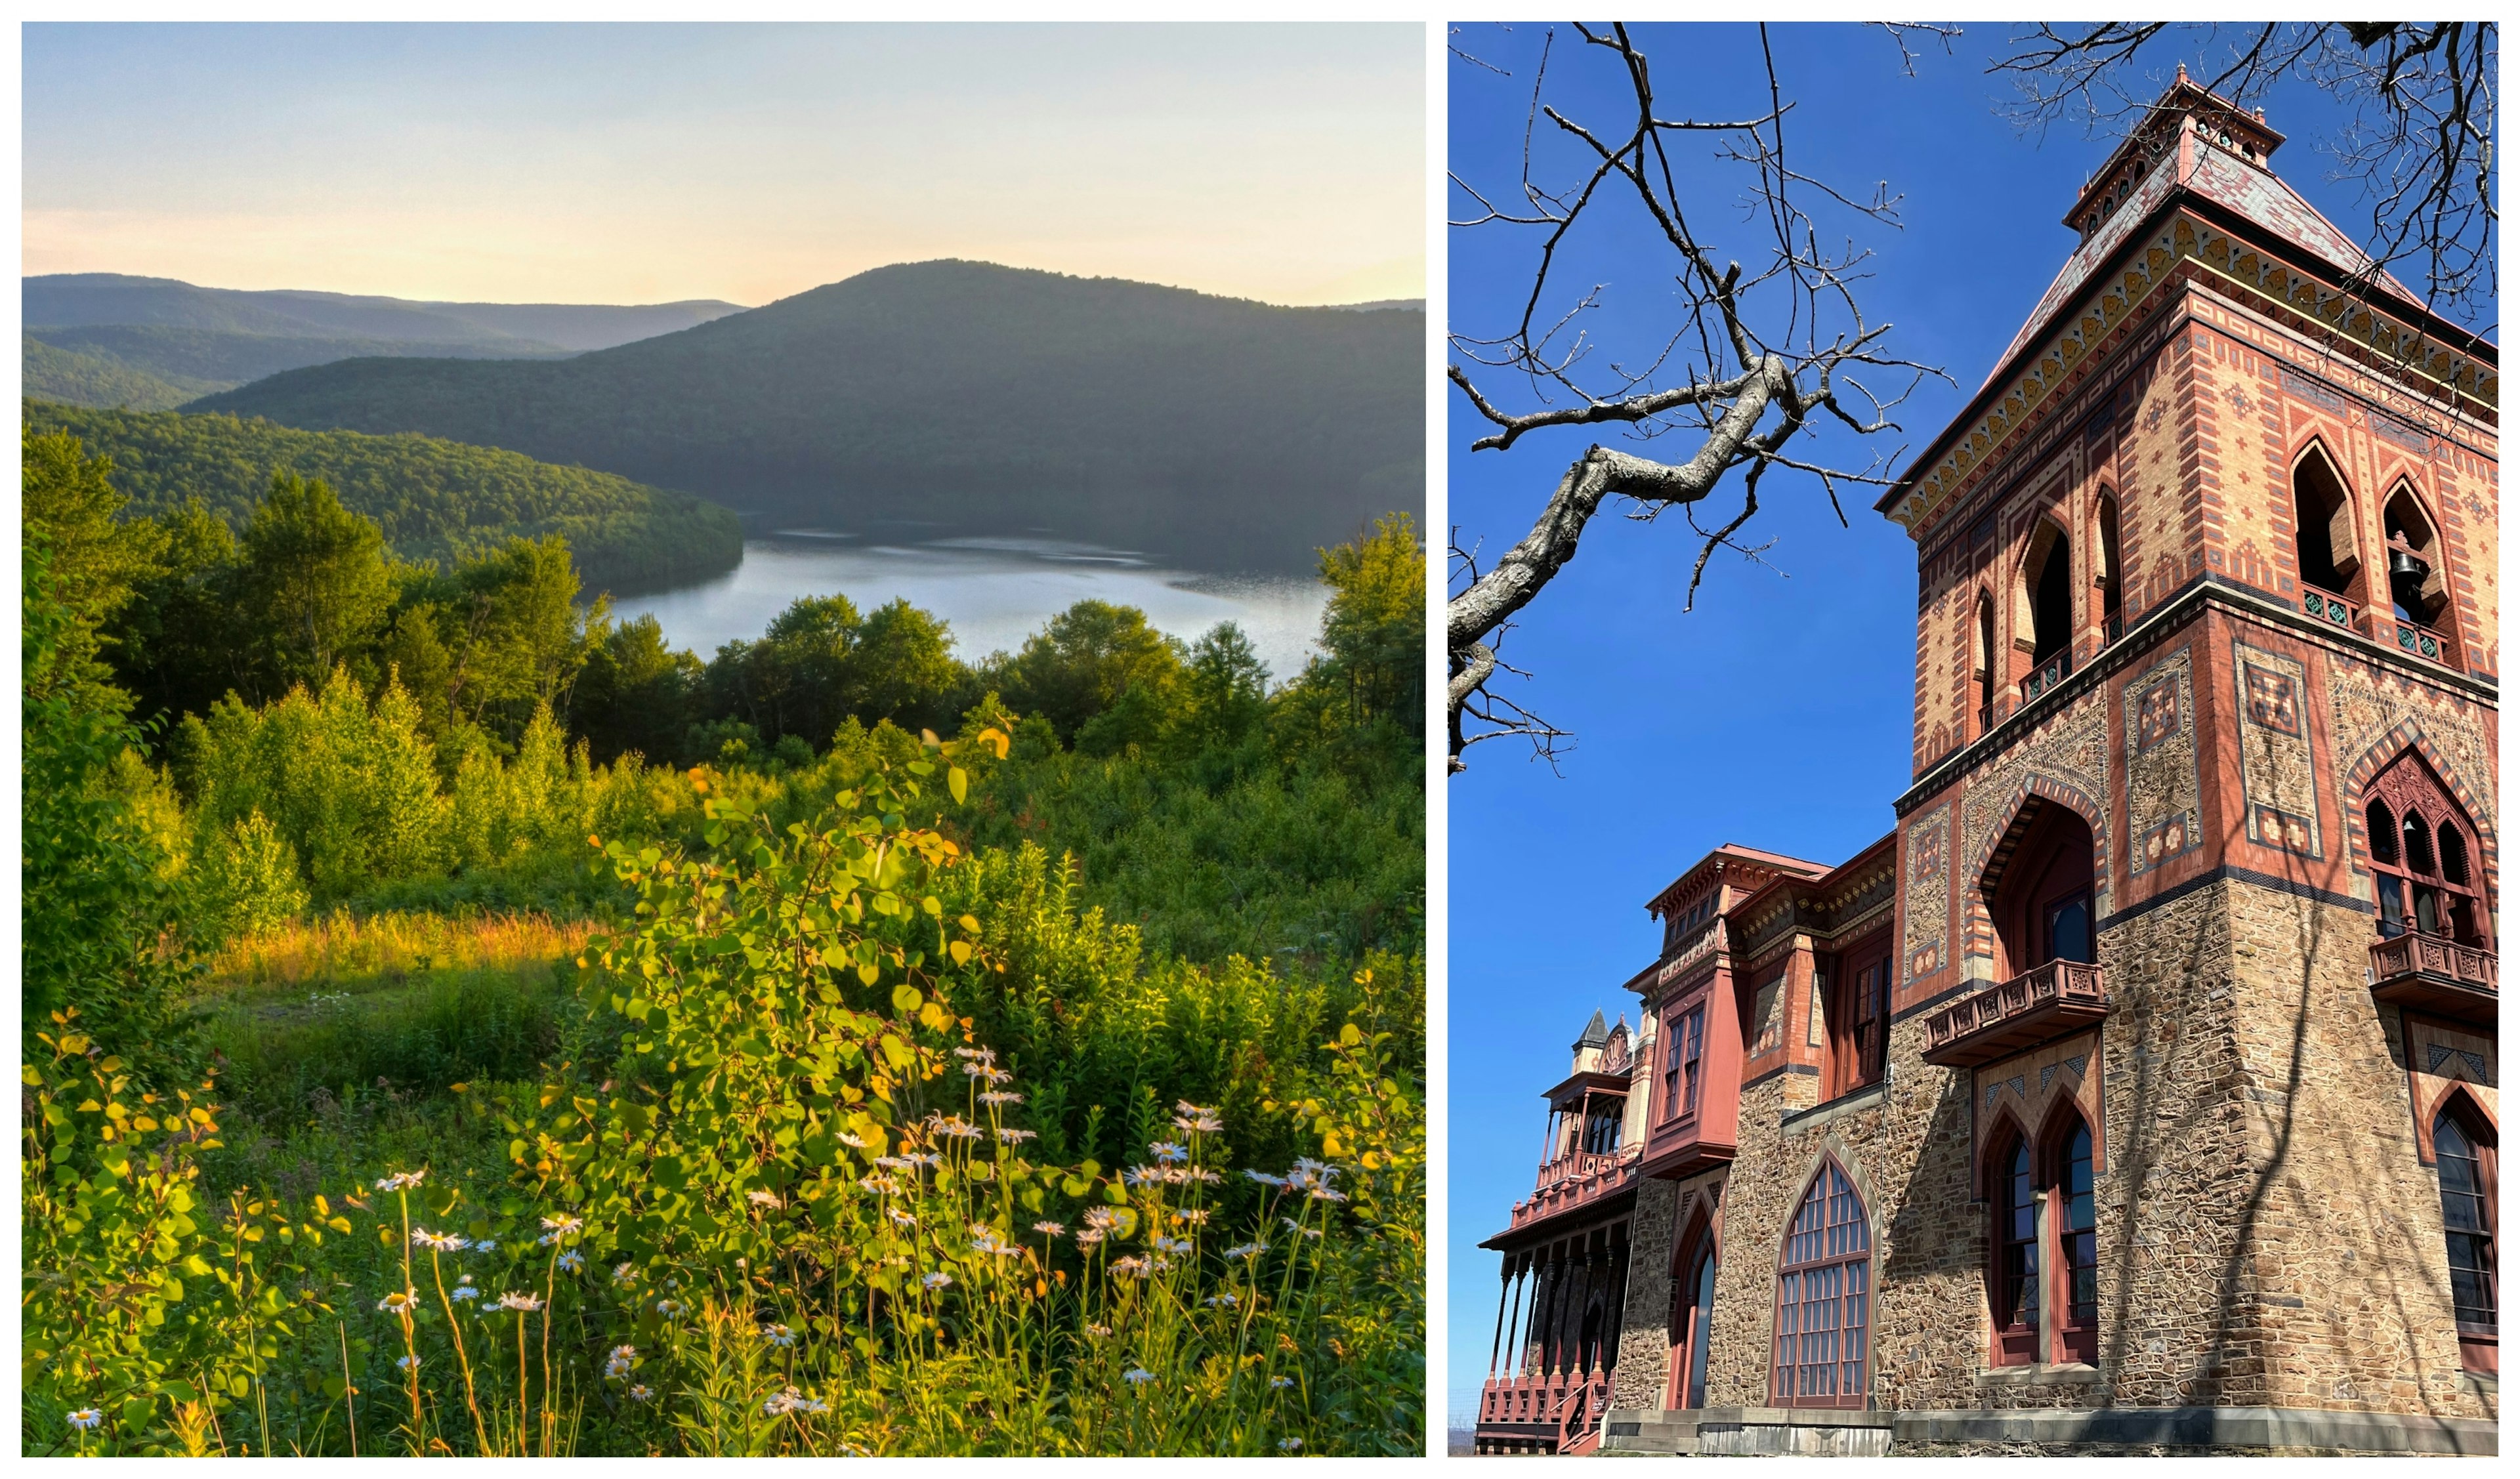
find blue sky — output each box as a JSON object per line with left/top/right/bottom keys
{"left": 1442, "top": 20, "right": 2490, "bottom": 1426}
{"left": 24, "top": 22, "right": 1422, "bottom": 307}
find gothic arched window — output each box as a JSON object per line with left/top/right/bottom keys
{"left": 2365, "top": 753, "right": 2490, "bottom": 948}
{"left": 1992, "top": 1131, "right": 2040, "bottom": 1366}
{"left": 1772, "top": 1161, "right": 1872, "bottom": 1407}
{"left": 2055, "top": 1116, "right": 2099, "bottom": 1364}
{"left": 1669, "top": 1221, "right": 1719, "bottom": 1410}
{"left": 2434, "top": 1100, "right": 2497, "bottom": 1373}
{"left": 2293, "top": 443, "right": 2360, "bottom": 601}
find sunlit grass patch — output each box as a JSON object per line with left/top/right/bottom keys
{"left": 205, "top": 909, "right": 596, "bottom": 1001}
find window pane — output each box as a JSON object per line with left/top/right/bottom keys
{"left": 2367, "top": 801, "right": 2399, "bottom": 863}
{"left": 2047, "top": 894, "right": 2092, "bottom": 965}
{"left": 2378, "top": 875, "right": 2406, "bottom": 936}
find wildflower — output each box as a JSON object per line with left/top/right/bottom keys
{"left": 1110, "top": 1256, "right": 1153, "bottom": 1280}
{"left": 1085, "top": 1323, "right": 1112, "bottom": 1337}
{"left": 837, "top": 1131, "right": 867, "bottom": 1148}
{"left": 1244, "top": 1170, "right": 1288, "bottom": 1188}
{"left": 764, "top": 1387, "right": 828, "bottom": 1415}
{"left": 1270, "top": 1375, "right": 1294, "bottom": 1389}
{"left": 558, "top": 1249, "right": 585, "bottom": 1273}
{"left": 377, "top": 1289, "right": 419, "bottom": 1314}
{"left": 605, "top": 1345, "right": 637, "bottom": 1379}
{"left": 474, "top": 1239, "right": 498, "bottom": 1253}
{"left": 936, "top": 1117, "right": 984, "bottom": 1141}
{"left": 888, "top": 1208, "right": 917, "bottom": 1228}
{"left": 922, "top": 1272, "right": 953, "bottom": 1291}
{"left": 1083, "top": 1207, "right": 1120, "bottom": 1230}
{"left": 1074, "top": 1228, "right": 1106, "bottom": 1247}
{"left": 858, "top": 1174, "right": 900, "bottom": 1195}
{"left": 373, "top": 1169, "right": 426, "bottom": 1192}
{"left": 998, "top": 1127, "right": 1038, "bottom": 1143}
{"left": 540, "top": 1212, "right": 583, "bottom": 1236}
{"left": 1280, "top": 1437, "right": 1303, "bottom": 1451}
{"left": 872, "top": 1156, "right": 912, "bottom": 1170}
{"left": 451, "top": 1285, "right": 482, "bottom": 1302}
{"left": 656, "top": 1298, "right": 687, "bottom": 1316}
{"left": 1224, "top": 1241, "right": 1269, "bottom": 1260}
{"left": 764, "top": 1323, "right": 797, "bottom": 1348}
{"left": 1124, "top": 1367, "right": 1157, "bottom": 1386}
{"left": 612, "top": 1262, "right": 637, "bottom": 1284}
{"left": 1153, "top": 1236, "right": 1193, "bottom": 1256}
{"left": 1124, "top": 1165, "right": 1163, "bottom": 1188}
{"left": 1280, "top": 1219, "right": 1324, "bottom": 1240}
{"left": 397, "top": 1354, "right": 422, "bottom": 1372}
{"left": 497, "top": 1291, "right": 544, "bottom": 1312}
{"left": 68, "top": 1409, "right": 103, "bottom": 1432}
{"left": 972, "top": 1230, "right": 1021, "bottom": 1257}
{"left": 979, "top": 1090, "right": 1024, "bottom": 1106}
{"left": 1150, "top": 1140, "right": 1188, "bottom": 1164}
{"left": 1172, "top": 1110, "right": 1224, "bottom": 1134}
{"left": 982, "top": 1066, "right": 1014, "bottom": 1085}
{"left": 1186, "top": 1167, "right": 1223, "bottom": 1184}
{"left": 907, "top": 1152, "right": 946, "bottom": 1169}
{"left": 1309, "top": 1187, "right": 1351, "bottom": 1203}
{"left": 411, "top": 1227, "right": 467, "bottom": 1251}
{"left": 747, "top": 1189, "right": 784, "bottom": 1209}
{"left": 1207, "top": 1293, "right": 1240, "bottom": 1308}
{"left": 628, "top": 1384, "right": 654, "bottom": 1403}
{"left": 1032, "top": 1220, "right": 1066, "bottom": 1237}
{"left": 1172, "top": 1207, "right": 1211, "bottom": 1226}
{"left": 953, "top": 1047, "right": 996, "bottom": 1063}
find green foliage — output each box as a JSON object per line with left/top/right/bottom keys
{"left": 22, "top": 400, "right": 742, "bottom": 594}
{"left": 186, "top": 260, "right": 1421, "bottom": 572}
{"left": 190, "top": 812, "right": 312, "bottom": 947}
{"left": 23, "top": 334, "right": 202, "bottom": 411}
{"left": 239, "top": 471, "right": 399, "bottom": 692}
{"left": 21, "top": 534, "right": 202, "bottom": 1086}
{"left": 994, "top": 599, "right": 1185, "bottom": 745}
{"left": 21, "top": 1018, "right": 338, "bottom": 1457}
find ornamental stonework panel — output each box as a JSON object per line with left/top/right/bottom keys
{"left": 1749, "top": 973, "right": 1786, "bottom": 1057}
{"left": 2403, "top": 1016, "right": 2498, "bottom": 1165}
{"left": 1902, "top": 803, "right": 1952, "bottom": 986}
{"left": 2326, "top": 657, "right": 2499, "bottom": 858}
{"left": 2233, "top": 640, "right": 2323, "bottom": 858}
{"left": 1970, "top": 1030, "right": 2105, "bottom": 1191}
{"left": 2123, "top": 645, "right": 2202, "bottom": 877}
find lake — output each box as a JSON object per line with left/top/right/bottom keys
{"left": 606, "top": 531, "right": 1332, "bottom": 686}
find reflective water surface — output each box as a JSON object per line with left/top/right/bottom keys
{"left": 605, "top": 531, "right": 1331, "bottom": 686}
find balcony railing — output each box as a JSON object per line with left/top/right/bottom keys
{"left": 1507, "top": 1145, "right": 1643, "bottom": 1230}
{"left": 2384, "top": 616, "right": 2457, "bottom": 669}
{"left": 2021, "top": 650, "right": 2072, "bottom": 703}
{"left": 1922, "top": 959, "right": 2108, "bottom": 1068}
{"left": 2369, "top": 932, "right": 2496, "bottom": 1024}
{"left": 1477, "top": 1363, "right": 1610, "bottom": 1451}
{"left": 2303, "top": 588, "right": 2361, "bottom": 632}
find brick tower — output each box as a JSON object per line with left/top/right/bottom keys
{"left": 1489, "top": 72, "right": 2499, "bottom": 1455}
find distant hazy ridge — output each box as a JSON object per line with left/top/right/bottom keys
{"left": 192, "top": 260, "right": 1425, "bottom": 572}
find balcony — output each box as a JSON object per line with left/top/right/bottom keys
{"left": 2302, "top": 588, "right": 2361, "bottom": 633}
{"left": 1922, "top": 960, "right": 2109, "bottom": 1068}
{"left": 2368, "top": 932, "right": 2496, "bottom": 1025}
{"left": 2021, "top": 650, "right": 2072, "bottom": 703}
{"left": 1476, "top": 1365, "right": 1610, "bottom": 1454}
{"left": 1504, "top": 1146, "right": 1643, "bottom": 1232}
{"left": 2382, "top": 615, "right": 2458, "bottom": 670}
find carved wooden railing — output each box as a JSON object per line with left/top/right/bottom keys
{"left": 1508, "top": 1145, "right": 1643, "bottom": 1229}
{"left": 1922, "top": 959, "right": 2108, "bottom": 1067}
{"left": 2368, "top": 934, "right": 2496, "bottom": 1024}
{"left": 2382, "top": 615, "right": 2457, "bottom": 669}
{"left": 2303, "top": 587, "right": 2362, "bottom": 633}
{"left": 2021, "top": 650, "right": 2073, "bottom": 703}
{"left": 1473, "top": 1365, "right": 1611, "bottom": 1453}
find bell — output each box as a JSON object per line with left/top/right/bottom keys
{"left": 2388, "top": 549, "right": 2429, "bottom": 583}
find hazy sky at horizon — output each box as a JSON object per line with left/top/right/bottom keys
{"left": 24, "top": 22, "right": 1424, "bottom": 308}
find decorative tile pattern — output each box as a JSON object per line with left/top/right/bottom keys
{"left": 2326, "top": 657, "right": 2498, "bottom": 883}
{"left": 2403, "top": 1016, "right": 2498, "bottom": 1165}
{"left": 2233, "top": 640, "right": 2323, "bottom": 858}
{"left": 2124, "top": 646, "right": 2204, "bottom": 878}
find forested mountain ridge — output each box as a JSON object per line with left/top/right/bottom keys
{"left": 22, "top": 333, "right": 200, "bottom": 410}
{"left": 26, "top": 272, "right": 744, "bottom": 349}
{"left": 24, "top": 323, "right": 578, "bottom": 409}
{"left": 192, "top": 260, "right": 1425, "bottom": 572}
{"left": 23, "top": 399, "right": 741, "bottom": 594}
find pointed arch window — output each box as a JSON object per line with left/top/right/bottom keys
{"left": 1975, "top": 590, "right": 1998, "bottom": 735}
{"left": 1994, "top": 1133, "right": 2040, "bottom": 1365}
{"left": 1985, "top": 1108, "right": 2101, "bottom": 1367}
{"left": 1773, "top": 1161, "right": 1872, "bottom": 1407}
{"left": 2433, "top": 1100, "right": 2497, "bottom": 1373}
{"left": 2096, "top": 492, "right": 2124, "bottom": 644}
{"left": 2292, "top": 444, "right": 2361, "bottom": 601}
{"left": 1669, "top": 1219, "right": 1719, "bottom": 1410}
{"left": 2365, "top": 753, "right": 2489, "bottom": 948}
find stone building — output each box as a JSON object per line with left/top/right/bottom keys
{"left": 1471, "top": 74, "right": 2496, "bottom": 1457}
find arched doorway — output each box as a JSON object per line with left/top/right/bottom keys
{"left": 1986, "top": 800, "right": 2097, "bottom": 980}
{"left": 1668, "top": 1213, "right": 1718, "bottom": 1409}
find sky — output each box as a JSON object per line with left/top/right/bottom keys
{"left": 1441, "top": 21, "right": 2493, "bottom": 1428}
{"left": 23, "top": 22, "right": 1424, "bottom": 308}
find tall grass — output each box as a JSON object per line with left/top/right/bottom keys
{"left": 205, "top": 910, "right": 596, "bottom": 999}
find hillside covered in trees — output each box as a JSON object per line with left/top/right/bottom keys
{"left": 194, "top": 260, "right": 1424, "bottom": 572}
{"left": 23, "top": 400, "right": 741, "bottom": 594}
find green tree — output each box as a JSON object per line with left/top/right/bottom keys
{"left": 438, "top": 535, "right": 591, "bottom": 740}
{"left": 1172, "top": 621, "right": 1270, "bottom": 755}
{"left": 998, "top": 599, "right": 1185, "bottom": 741}
{"left": 1312, "top": 512, "right": 1425, "bottom": 732}
{"left": 846, "top": 597, "right": 963, "bottom": 735}
{"left": 574, "top": 612, "right": 702, "bottom": 764}
{"left": 112, "top": 497, "right": 245, "bottom": 729}
{"left": 20, "top": 429, "right": 168, "bottom": 698}
{"left": 238, "top": 470, "right": 396, "bottom": 694}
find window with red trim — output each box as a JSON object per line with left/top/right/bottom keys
{"left": 1669, "top": 1231, "right": 1719, "bottom": 1410}
{"left": 2366, "top": 753, "right": 2490, "bottom": 948}
{"left": 1773, "top": 1162, "right": 1871, "bottom": 1407}
{"left": 2057, "top": 1119, "right": 2098, "bottom": 1364}
{"left": 1993, "top": 1135, "right": 2040, "bottom": 1365}
{"left": 1826, "top": 954, "right": 1889, "bottom": 1097}
{"left": 2435, "top": 1102, "right": 2498, "bottom": 1373}
{"left": 1662, "top": 1004, "right": 1705, "bottom": 1121}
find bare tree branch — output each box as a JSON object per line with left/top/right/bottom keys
{"left": 1446, "top": 23, "right": 1944, "bottom": 773}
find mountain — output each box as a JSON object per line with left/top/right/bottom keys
{"left": 22, "top": 334, "right": 202, "bottom": 410}
{"left": 23, "top": 323, "right": 576, "bottom": 406}
{"left": 26, "top": 273, "right": 746, "bottom": 350}
{"left": 188, "top": 260, "right": 1424, "bottom": 572}
{"left": 24, "top": 399, "right": 742, "bottom": 596}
